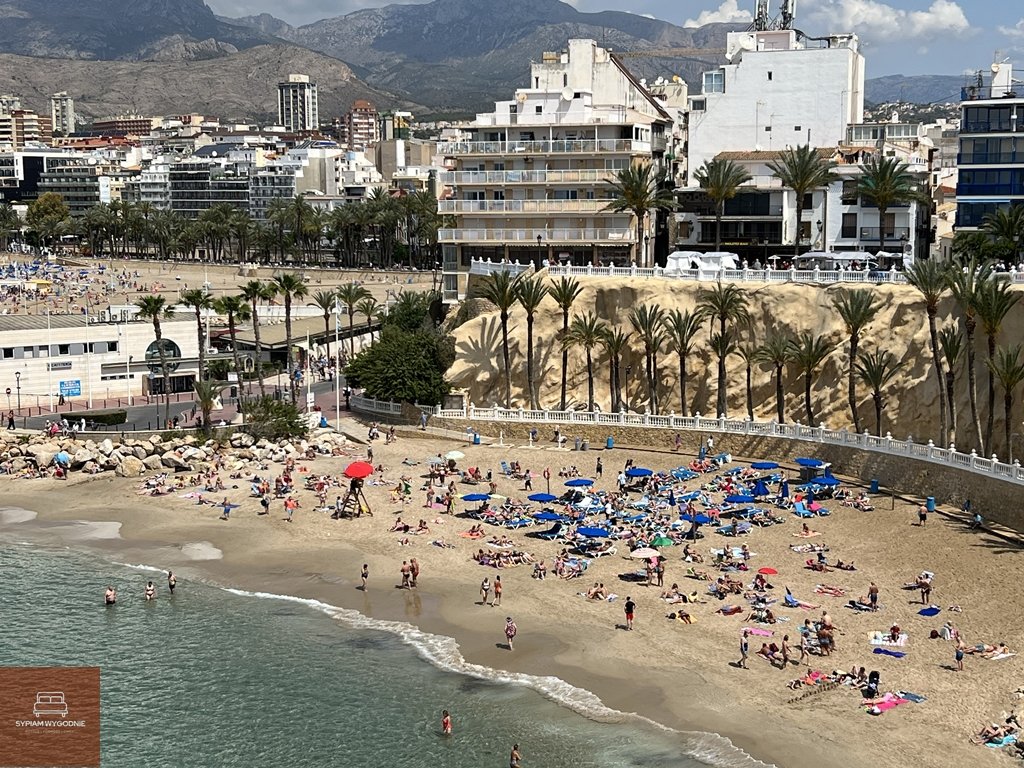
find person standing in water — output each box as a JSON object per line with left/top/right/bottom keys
{"left": 510, "top": 743, "right": 522, "bottom": 767}
{"left": 145, "top": 581, "right": 156, "bottom": 601}
{"left": 441, "top": 710, "right": 452, "bottom": 735}
{"left": 104, "top": 586, "right": 117, "bottom": 605}
{"left": 360, "top": 564, "right": 369, "bottom": 591}
{"left": 167, "top": 571, "right": 176, "bottom": 595}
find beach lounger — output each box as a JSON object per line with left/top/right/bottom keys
{"left": 500, "top": 461, "right": 513, "bottom": 476}
{"left": 869, "top": 632, "right": 908, "bottom": 647}
{"left": 793, "top": 502, "right": 815, "bottom": 519}
{"left": 503, "top": 518, "right": 533, "bottom": 529}
{"left": 716, "top": 523, "right": 736, "bottom": 536}
{"left": 735, "top": 522, "right": 752, "bottom": 536}
{"left": 533, "top": 522, "right": 564, "bottom": 540}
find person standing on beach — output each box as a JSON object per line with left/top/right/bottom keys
{"left": 510, "top": 743, "right": 522, "bottom": 767}
{"left": 480, "top": 577, "right": 491, "bottom": 605}
{"left": 917, "top": 503, "right": 928, "bottom": 526}
{"left": 523, "top": 471, "right": 532, "bottom": 491}
{"left": 360, "top": 564, "right": 369, "bottom": 591}
{"left": 955, "top": 636, "right": 966, "bottom": 671}
{"left": 492, "top": 575, "right": 502, "bottom": 607}
{"left": 868, "top": 582, "right": 879, "bottom": 611}
{"left": 441, "top": 710, "right": 452, "bottom": 735}
{"left": 738, "top": 629, "right": 750, "bottom": 668}
{"left": 780, "top": 635, "right": 791, "bottom": 667}
{"left": 624, "top": 596, "right": 636, "bottom": 630}
{"left": 259, "top": 495, "right": 270, "bottom": 516}
{"left": 595, "top": 457, "right": 603, "bottom": 478}
{"left": 167, "top": 571, "right": 176, "bottom": 595}
{"left": 504, "top": 617, "right": 517, "bottom": 650}
{"left": 285, "top": 496, "right": 297, "bottom": 523}
{"left": 409, "top": 558, "right": 420, "bottom": 588}
{"left": 400, "top": 561, "right": 412, "bottom": 588}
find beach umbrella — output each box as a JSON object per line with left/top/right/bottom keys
{"left": 651, "top": 536, "right": 674, "bottom": 548}
{"left": 528, "top": 493, "right": 557, "bottom": 502}
{"left": 489, "top": 494, "right": 508, "bottom": 502}
{"left": 54, "top": 451, "right": 70, "bottom": 466}
{"left": 427, "top": 457, "right": 445, "bottom": 465}
{"left": 630, "top": 547, "right": 659, "bottom": 559}
{"left": 445, "top": 450, "right": 466, "bottom": 461}
{"left": 625, "top": 467, "right": 653, "bottom": 478}
{"left": 751, "top": 461, "right": 779, "bottom": 470}
{"left": 564, "top": 478, "right": 594, "bottom": 487}
{"left": 758, "top": 567, "right": 778, "bottom": 576}
{"left": 795, "top": 457, "right": 823, "bottom": 468}
{"left": 816, "top": 476, "right": 840, "bottom": 487}
{"left": 681, "top": 513, "right": 713, "bottom": 525}
{"left": 668, "top": 490, "right": 676, "bottom": 507}
{"left": 577, "top": 526, "right": 610, "bottom": 538}
{"left": 461, "top": 493, "right": 490, "bottom": 502}
{"left": 725, "top": 494, "right": 755, "bottom": 504}
{"left": 533, "top": 511, "right": 564, "bottom": 521}
{"left": 752, "top": 479, "right": 771, "bottom": 497}
{"left": 344, "top": 461, "right": 374, "bottom": 479}
{"left": 698, "top": 443, "right": 707, "bottom": 460}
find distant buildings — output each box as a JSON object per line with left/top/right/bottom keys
{"left": 50, "top": 92, "right": 75, "bottom": 136}
{"left": 342, "top": 100, "right": 380, "bottom": 150}
{"left": 0, "top": 96, "right": 52, "bottom": 150}
{"left": 91, "top": 116, "right": 161, "bottom": 137}
{"left": 277, "top": 74, "right": 319, "bottom": 133}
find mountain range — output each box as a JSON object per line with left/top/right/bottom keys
{"left": 0, "top": 0, "right": 963, "bottom": 120}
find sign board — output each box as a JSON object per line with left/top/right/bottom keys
{"left": 227, "top": 372, "right": 238, "bottom": 383}
{"left": 47, "top": 361, "right": 73, "bottom": 371}
{"left": 59, "top": 380, "right": 82, "bottom": 397}
{"left": 306, "top": 390, "right": 315, "bottom": 407}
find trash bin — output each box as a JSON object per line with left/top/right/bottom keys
{"left": 926, "top": 496, "right": 936, "bottom": 512}
{"left": 473, "top": 433, "right": 481, "bottom": 445}
{"left": 606, "top": 436, "right": 614, "bottom": 450}
{"left": 869, "top": 479, "right": 879, "bottom": 493}
{"left": 230, "top": 386, "right": 238, "bottom": 398}
{"left": 581, "top": 439, "right": 589, "bottom": 451}
{"left": 574, "top": 436, "right": 581, "bottom": 451}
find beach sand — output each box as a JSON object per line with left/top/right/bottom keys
{"left": 3, "top": 432, "right": 1021, "bottom": 768}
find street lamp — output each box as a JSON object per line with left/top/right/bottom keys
{"left": 644, "top": 234, "right": 650, "bottom": 266}
{"left": 14, "top": 370, "right": 21, "bottom": 411}
{"left": 431, "top": 261, "right": 439, "bottom": 293}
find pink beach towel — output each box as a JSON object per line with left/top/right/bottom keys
{"left": 743, "top": 627, "right": 774, "bottom": 637}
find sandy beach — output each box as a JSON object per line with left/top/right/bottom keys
{"left": 2, "top": 428, "right": 1021, "bottom": 768}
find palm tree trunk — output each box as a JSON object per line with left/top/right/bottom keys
{"left": 945, "top": 371, "right": 957, "bottom": 442}
{"left": 195, "top": 308, "right": 205, "bottom": 383}
{"left": 154, "top": 318, "right": 171, "bottom": 427}
{"left": 252, "top": 302, "right": 266, "bottom": 397}
{"left": 793, "top": 197, "right": 803, "bottom": 257}
{"left": 848, "top": 332, "right": 861, "bottom": 433}
{"left": 874, "top": 392, "right": 883, "bottom": 436}
{"left": 775, "top": 365, "right": 785, "bottom": 423}
{"left": 559, "top": 310, "right": 569, "bottom": 410}
{"left": 679, "top": 357, "right": 687, "bottom": 416}
{"left": 986, "top": 334, "right": 996, "bottom": 455}
{"left": 1005, "top": 392, "right": 1013, "bottom": 461}
{"left": 586, "top": 349, "right": 594, "bottom": 411}
{"left": 635, "top": 214, "right": 643, "bottom": 266}
{"left": 804, "top": 372, "right": 814, "bottom": 427}
{"left": 228, "top": 313, "right": 244, "bottom": 425}
{"left": 645, "top": 347, "right": 654, "bottom": 413}
{"left": 501, "top": 312, "right": 511, "bottom": 408}
{"left": 651, "top": 349, "right": 660, "bottom": 414}
{"left": 745, "top": 362, "right": 753, "bottom": 421}
{"left": 349, "top": 310, "right": 356, "bottom": 358}
{"left": 526, "top": 313, "right": 536, "bottom": 410}
{"left": 964, "top": 320, "right": 982, "bottom": 450}
{"left": 608, "top": 357, "right": 616, "bottom": 413}
{"left": 878, "top": 205, "right": 888, "bottom": 256}
{"left": 715, "top": 203, "right": 723, "bottom": 254}
{"left": 930, "top": 311, "right": 950, "bottom": 447}
{"left": 716, "top": 352, "right": 727, "bottom": 418}
{"left": 324, "top": 313, "right": 331, "bottom": 361}
{"left": 285, "top": 295, "right": 295, "bottom": 404}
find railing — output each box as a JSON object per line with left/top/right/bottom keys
{"left": 439, "top": 139, "right": 649, "bottom": 155}
{"left": 354, "top": 397, "right": 1024, "bottom": 487}
{"left": 438, "top": 199, "right": 613, "bottom": 214}
{"left": 441, "top": 169, "right": 615, "bottom": 185}
{"left": 542, "top": 262, "right": 911, "bottom": 284}
{"left": 440, "top": 228, "right": 634, "bottom": 244}
{"left": 858, "top": 227, "right": 910, "bottom": 241}
{"left": 350, "top": 394, "right": 403, "bottom": 416}
{"left": 468, "top": 260, "right": 535, "bottom": 277}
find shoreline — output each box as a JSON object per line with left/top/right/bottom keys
{"left": 1, "top": 436, "right": 1019, "bottom": 768}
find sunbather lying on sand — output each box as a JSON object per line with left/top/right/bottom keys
{"left": 668, "top": 610, "right": 693, "bottom": 624}
{"left": 970, "top": 722, "right": 1017, "bottom": 745}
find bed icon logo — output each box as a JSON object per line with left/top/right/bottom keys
{"left": 33, "top": 692, "right": 69, "bottom": 719}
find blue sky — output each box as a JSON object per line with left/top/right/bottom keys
{"left": 209, "top": 0, "right": 1023, "bottom": 78}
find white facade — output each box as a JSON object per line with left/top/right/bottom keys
{"left": 687, "top": 29, "right": 865, "bottom": 176}
{"left": 50, "top": 92, "right": 76, "bottom": 136}
{"left": 277, "top": 74, "right": 319, "bottom": 133}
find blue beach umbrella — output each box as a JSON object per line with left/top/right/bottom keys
{"left": 816, "top": 476, "right": 840, "bottom": 487}
{"left": 752, "top": 479, "right": 771, "bottom": 497}
{"left": 682, "top": 513, "right": 713, "bottom": 525}
{"left": 577, "top": 526, "right": 611, "bottom": 538}
{"left": 725, "top": 494, "right": 755, "bottom": 504}
{"left": 795, "top": 457, "right": 824, "bottom": 468}
{"left": 698, "top": 444, "right": 707, "bottom": 460}
{"left": 528, "top": 493, "right": 557, "bottom": 502}
{"left": 564, "top": 478, "right": 594, "bottom": 487}
{"left": 751, "top": 461, "right": 779, "bottom": 470}
{"left": 533, "top": 511, "right": 564, "bottom": 521}
{"left": 625, "top": 467, "right": 653, "bottom": 478}
{"left": 461, "top": 493, "right": 490, "bottom": 502}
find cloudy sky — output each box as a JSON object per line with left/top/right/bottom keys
{"left": 208, "top": 0, "right": 1021, "bottom": 78}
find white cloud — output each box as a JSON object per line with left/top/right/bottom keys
{"left": 807, "top": 0, "right": 970, "bottom": 42}
{"left": 683, "top": 0, "right": 751, "bottom": 29}
{"left": 1000, "top": 18, "right": 1024, "bottom": 38}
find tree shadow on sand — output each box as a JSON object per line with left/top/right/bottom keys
{"left": 455, "top": 315, "right": 504, "bottom": 384}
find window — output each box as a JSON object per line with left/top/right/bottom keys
{"left": 841, "top": 213, "right": 857, "bottom": 239}
{"left": 573, "top": 92, "right": 581, "bottom": 99}
{"left": 2, "top": 348, "right": 11, "bottom": 359}
{"left": 58, "top": 344, "right": 70, "bottom": 356}
{"left": 764, "top": 125, "right": 772, "bottom": 132}
{"left": 802, "top": 193, "right": 813, "bottom": 210}
{"left": 563, "top": 74, "right": 568, "bottom": 87}
{"left": 535, "top": 105, "right": 543, "bottom": 114}
{"left": 702, "top": 70, "right": 725, "bottom": 94}
{"left": 794, "top": 125, "right": 801, "bottom": 132}
{"left": 767, "top": 71, "right": 773, "bottom": 81}
{"left": 492, "top": 190, "right": 505, "bottom": 201}
{"left": 509, "top": 104, "right": 517, "bottom": 114}
{"left": 841, "top": 180, "right": 859, "bottom": 204}
{"left": 691, "top": 99, "right": 706, "bottom": 111}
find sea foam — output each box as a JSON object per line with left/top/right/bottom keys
{"left": 0, "top": 507, "right": 38, "bottom": 524}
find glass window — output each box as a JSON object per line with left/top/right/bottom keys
{"left": 691, "top": 99, "right": 706, "bottom": 111}
{"left": 702, "top": 70, "right": 725, "bottom": 94}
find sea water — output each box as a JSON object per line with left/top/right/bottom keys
{"left": 0, "top": 530, "right": 770, "bottom": 768}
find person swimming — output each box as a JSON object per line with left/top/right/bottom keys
{"left": 104, "top": 586, "right": 117, "bottom": 605}
{"left": 145, "top": 581, "right": 156, "bottom": 601}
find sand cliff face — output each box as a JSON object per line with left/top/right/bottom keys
{"left": 446, "top": 275, "right": 1024, "bottom": 456}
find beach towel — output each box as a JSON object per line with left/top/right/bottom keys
{"left": 918, "top": 606, "right": 941, "bottom": 617}
{"left": 869, "top": 632, "right": 908, "bottom": 647}
{"left": 989, "top": 652, "right": 1017, "bottom": 661}
{"left": 872, "top": 648, "right": 907, "bottom": 658}
{"left": 846, "top": 600, "right": 874, "bottom": 612}
{"left": 792, "top": 531, "right": 821, "bottom": 538}
{"left": 896, "top": 691, "right": 927, "bottom": 703}
{"left": 717, "top": 605, "right": 743, "bottom": 616}
{"left": 814, "top": 585, "right": 846, "bottom": 597}
{"left": 985, "top": 734, "right": 1017, "bottom": 748}
{"left": 743, "top": 627, "right": 774, "bottom": 637}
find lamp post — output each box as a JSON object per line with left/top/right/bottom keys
{"left": 536, "top": 233, "right": 543, "bottom": 266}
{"left": 644, "top": 234, "right": 650, "bottom": 266}
{"left": 431, "top": 261, "right": 439, "bottom": 293}
{"left": 14, "top": 371, "right": 21, "bottom": 412}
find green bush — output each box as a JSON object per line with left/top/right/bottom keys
{"left": 63, "top": 409, "right": 127, "bottom": 426}
{"left": 242, "top": 396, "right": 308, "bottom": 441}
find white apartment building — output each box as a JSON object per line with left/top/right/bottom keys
{"left": 50, "top": 92, "right": 76, "bottom": 136}
{"left": 439, "top": 38, "right": 675, "bottom": 301}
{"left": 686, "top": 28, "right": 865, "bottom": 176}
{"left": 123, "top": 162, "right": 171, "bottom": 210}
{"left": 277, "top": 75, "right": 319, "bottom": 133}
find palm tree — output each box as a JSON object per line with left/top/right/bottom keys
{"left": 831, "top": 288, "right": 882, "bottom": 434}
{"left": 563, "top": 312, "right": 608, "bottom": 411}
{"left": 853, "top": 350, "right": 905, "bottom": 436}
{"left": 212, "top": 295, "right": 252, "bottom": 393}
{"left": 0, "top": 202, "right": 19, "bottom": 251}
{"left": 134, "top": 295, "right": 173, "bottom": 425}
{"left": 906, "top": 258, "right": 950, "bottom": 445}
{"left": 938, "top": 325, "right": 963, "bottom": 442}
{"left": 628, "top": 303, "right": 665, "bottom": 413}
{"left": 272, "top": 272, "right": 308, "bottom": 404}
{"left": 693, "top": 158, "right": 752, "bottom": 253}
{"left": 981, "top": 205, "right": 1024, "bottom": 253}
{"left": 697, "top": 282, "right": 750, "bottom": 417}
{"left": 855, "top": 155, "right": 920, "bottom": 255}
{"left": 604, "top": 162, "right": 675, "bottom": 265}
{"left": 480, "top": 270, "right": 522, "bottom": 407}
{"left": 600, "top": 327, "right": 631, "bottom": 413}
{"left": 988, "top": 345, "right": 1024, "bottom": 459}
{"left": 661, "top": 309, "right": 704, "bottom": 416}
{"left": 549, "top": 276, "right": 584, "bottom": 410}
{"left": 788, "top": 332, "right": 837, "bottom": 427}
{"left": 241, "top": 280, "right": 276, "bottom": 396}
{"left": 737, "top": 343, "right": 759, "bottom": 421}
{"left": 756, "top": 332, "right": 793, "bottom": 423}
{"left": 766, "top": 144, "right": 838, "bottom": 256}
{"left": 192, "top": 380, "right": 227, "bottom": 439}
{"left": 355, "top": 297, "right": 381, "bottom": 342}
{"left": 309, "top": 290, "right": 339, "bottom": 361}
{"left": 976, "top": 276, "right": 1020, "bottom": 454}
{"left": 945, "top": 256, "right": 990, "bottom": 450}
{"left": 180, "top": 288, "right": 214, "bottom": 382}
{"left": 336, "top": 282, "right": 372, "bottom": 358}
{"left": 515, "top": 276, "right": 549, "bottom": 410}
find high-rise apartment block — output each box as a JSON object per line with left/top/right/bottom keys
{"left": 277, "top": 74, "right": 319, "bottom": 132}
{"left": 344, "top": 100, "right": 379, "bottom": 150}
{"left": 50, "top": 92, "right": 76, "bottom": 136}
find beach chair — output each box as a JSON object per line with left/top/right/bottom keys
{"left": 504, "top": 518, "right": 532, "bottom": 529}
{"left": 809, "top": 502, "right": 831, "bottom": 516}
{"left": 716, "top": 522, "right": 736, "bottom": 537}
{"left": 533, "top": 522, "right": 563, "bottom": 540}
{"left": 735, "top": 522, "right": 752, "bottom": 536}
{"left": 500, "top": 461, "right": 513, "bottom": 476}
{"left": 793, "top": 502, "right": 815, "bottom": 519}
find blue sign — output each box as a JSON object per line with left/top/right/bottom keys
{"left": 59, "top": 380, "right": 82, "bottom": 397}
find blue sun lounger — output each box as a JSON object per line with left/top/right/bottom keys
{"left": 793, "top": 502, "right": 815, "bottom": 519}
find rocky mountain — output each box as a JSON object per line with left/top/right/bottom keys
{"left": 0, "top": 45, "right": 419, "bottom": 122}
{"left": 865, "top": 74, "right": 966, "bottom": 106}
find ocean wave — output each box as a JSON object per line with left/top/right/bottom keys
{"left": 0, "top": 507, "right": 39, "bottom": 524}
{"left": 221, "top": 587, "right": 776, "bottom": 768}
{"left": 112, "top": 562, "right": 167, "bottom": 574}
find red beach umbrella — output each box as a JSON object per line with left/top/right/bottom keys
{"left": 344, "top": 461, "right": 374, "bottom": 479}
{"left": 758, "top": 567, "right": 778, "bottom": 576}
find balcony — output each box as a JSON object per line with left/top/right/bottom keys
{"left": 442, "top": 169, "right": 616, "bottom": 185}
{"left": 438, "top": 199, "right": 613, "bottom": 214}
{"left": 439, "top": 228, "right": 635, "bottom": 244}
{"left": 439, "top": 139, "right": 650, "bottom": 156}
{"left": 859, "top": 227, "right": 910, "bottom": 242}
{"left": 957, "top": 153, "right": 1018, "bottom": 165}
{"left": 696, "top": 205, "right": 783, "bottom": 219}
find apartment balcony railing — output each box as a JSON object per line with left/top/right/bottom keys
{"left": 438, "top": 199, "right": 613, "bottom": 214}
{"left": 695, "top": 205, "right": 784, "bottom": 219}
{"left": 957, "top": 153, "right": 1018, "bottom": 165}
{"left": 439, "top": 228, "right": 634, "bottom": 244}
{"left": 439, "top": 139, "right": 650, "bottom": 155}
{"left": 442, "top": 169, "right": 617, "bottom": 185}
{"left": 859, "top": 227, "right": 910, "bottom": 242}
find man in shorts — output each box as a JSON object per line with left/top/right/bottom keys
{"left": 624, "top": 596, "right": 636, "bottom": 630}
{"left": 738, "top": 628, "right": 750, "bottom": 668}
